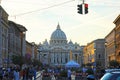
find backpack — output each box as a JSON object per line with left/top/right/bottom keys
{"left": 29, "top": 70, "right": 33, "bottom": 76}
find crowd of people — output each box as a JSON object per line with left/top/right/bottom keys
{"left": 0, "top": 65, "right": 37, "bottom": 80}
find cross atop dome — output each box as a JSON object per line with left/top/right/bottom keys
{"left": 57, "top": 23, "right": 60, "bottom": 30}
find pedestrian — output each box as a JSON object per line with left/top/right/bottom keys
{"left": 22, "top": 68, "right": 27, "bottom": 80}
{"left": 28, "top": 68, "right": 33, "bottom": 80}
{"left": 9, "top": 68, "right": 14, "bottom": 80}
{"left": 0, "top": 68, "right": 3, "bottom": 80}
{"left": 33, "top": 68, "right": 37, "bottom": 80}
{"left": 14, "top": 69, "right": 20, "bottom": 80}
{"left": 67, "top": 69, "right": 71, "bottom": 80}
{"left": 26, "top": 67, "right": 29, "bottom": 80}
{"left": 71, "top": 71, "right": 75, "bottom": 80}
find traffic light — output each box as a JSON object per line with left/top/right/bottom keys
{"left": 85, "top": 3, "right": 88, "bottom": 14}
{"left": 77, "top": 4, "right": 83, "bottom": 14}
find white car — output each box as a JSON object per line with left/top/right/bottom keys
{"left": 100, "top": 69, "right": 120, "bottom": 80}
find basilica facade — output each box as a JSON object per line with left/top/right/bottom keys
{"left": 38, "top": 24, "right": 83, "bottom": 66}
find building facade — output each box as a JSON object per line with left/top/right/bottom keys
{"left": 0, "top": 6, "right": 9, "bottom": 67}
{"left": 38, "top": 24, "right": 83, "bottom": 66}
{"left": 26, "top": 41, "right": 38, "bottom": 63}
{"left": 114, "top": 14, "right": 120, "bottom": 63}
{"left": 105, "top": 14, "right": 120, "bottom": 67}
{"left": 8, "top": 21, "right": 27, "bottom": 66}
{"left": 105, "top": 29, "right": 115, "bottom": 67}
{"left": 83, "top": 39, "right": 105, "bottom": 68}
{"left": 26, "top": 41, "right": 33, "bottom": 63}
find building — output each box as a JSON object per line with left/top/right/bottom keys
{"left": 105, "top": 14, "right": 120, "bottom": 67}
{"left": 83, "top": 46, "right": 88, "bottom": 65}
{"left": 25, "top": 41, "right": 33, "bottom": 63}
{"left": 8, "top": 21, "right": 27, "bottom": 66}
{"left": 0, "top": 6, "right": 9, "bottom": 67}
{"left": 26, "top": 41, "right": 38, "bottom": 63}
{"left": 32, "top": 43, "right": 38, "bottom": 60}
{"left": 114, "top": 14, "right": 120, "bottom": 63}
{"left": 83, "top": 39, "right": 105, "bottom": 68}
{"left": 38, "top": 24, "right": 83, "bottom": 66}
{"left": 105, "top": 29, "right": 115, "bottom": 67}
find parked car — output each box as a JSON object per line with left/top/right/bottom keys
{"left": 100, "top": 69, "right": 120, "bottom": 80}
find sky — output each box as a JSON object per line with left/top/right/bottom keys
{"left": 1, "top": 0, "right": 120, "bottom": 45}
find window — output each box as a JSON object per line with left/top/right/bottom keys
{"left": 99, "top": 54, "right": 101, "bottom": 58}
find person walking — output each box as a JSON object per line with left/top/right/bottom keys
{"left": 14, "top": 69, "right": 20, "bottom": 80}
{"left": 33, "top": 68, "right": 37, "bottom": 80}
{"left": 0, "top": 68, "right": 3, "bottom": 80}
{"left": 67, "top": 69, "right": 71, "bottom": 80}
{"left": 71, "top": 71, "right": 75, "bottom": 80}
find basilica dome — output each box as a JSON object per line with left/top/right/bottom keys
{"left": 50, "top": 24, "right": 67, "bottom": 45}
{"left": 50, "top": 24, "right": 67, "bottom": 40}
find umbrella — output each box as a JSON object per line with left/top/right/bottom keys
{"left": 65, "top": 60, "right": 80, "bottom": 68}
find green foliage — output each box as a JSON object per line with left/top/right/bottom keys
{"left": 11, "top": 55, "right": 44, "bottom": 68}
{"left": 32, "top": 59, "right": 42, "bottom": 66}
{"left": 86, "top": 63, "right": 92, "bottom": 67}
{"left": 109, "top": 60, "right": 119, "bottom": 67}
{"left": 12, "top": 55, "right": 24, "bottom": 66}
{"left": 81, "top": 64, "right": 85, "bottom": 67}
{"left": 60, "top": 70, "right": 67, "bottom": 77}
{"left": 75, "top": 68, "right": 82, "bottom": 73}
{"left": 96, "top": 61, "right": 101, "bottom": 67}
{"left": 86, "top": 68, "right": 94, "bottom": 75}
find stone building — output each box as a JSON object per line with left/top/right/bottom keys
{"left": 114, "top": 14, "right": 120, "bottom": 63}
{"left": 83, "top": 39, "right": 105, "bottom": 68}
{"left": 8, "top": 21, "right": 27, "bottom": 66}
{"left": 38, "top": 24, "right": 83, "bottom": 66}
{"left": 0, "top": 6, "right": 9, "bottom": 67}
{"left": 105, "top": 14, "right": 120, "bottom": 67}
{"left": 105, "top": 29, "right": 115, "bottom": 67}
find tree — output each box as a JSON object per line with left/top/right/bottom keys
{"left": 109, "top": 60, "right": 119, "bottom": 67}
{"left": 86, "top": 63, "right": 92, "bottom": 67}
{"left": 96, "top": 61, "right": 101, "bottom": 67}
{"left": 32, "top": 59, "right": 42, "bottom": 66}
{"left": 12, "top": 55, "right": 24, "bottom": 67}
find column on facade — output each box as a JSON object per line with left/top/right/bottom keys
{"left": 58, "top": 52, "right": 61, "bottom": 64}
{"left": 54, "top": 53, "right": 56, "bottom": 64}
{"left": 56, "top": 53, "right": 58, "bottom": 64}
{"left": 68, "top": 53, "right": 70, "bottom": 62}
{"left": 50, "top": 53, "right": 55, "bottom": 64}
{"left": 61, "top": 53, "right": 63, "bottom": 64}
{"left": 55, "top": 53, "right": 57, "bottom": 64}
{"left": 61, "top": 52, "right": 62, "bottom": 64}
{"left": 72, "top": 54, "right": 74, "bottom": 61}
{"left": 65, "top": 53, "right": 68, "bottom": 63}
{"left": 62, "top": 53, "right": 65, "bottom": 63}
{"left": 77, "top": 54, "right": 79, "bottom": 63}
